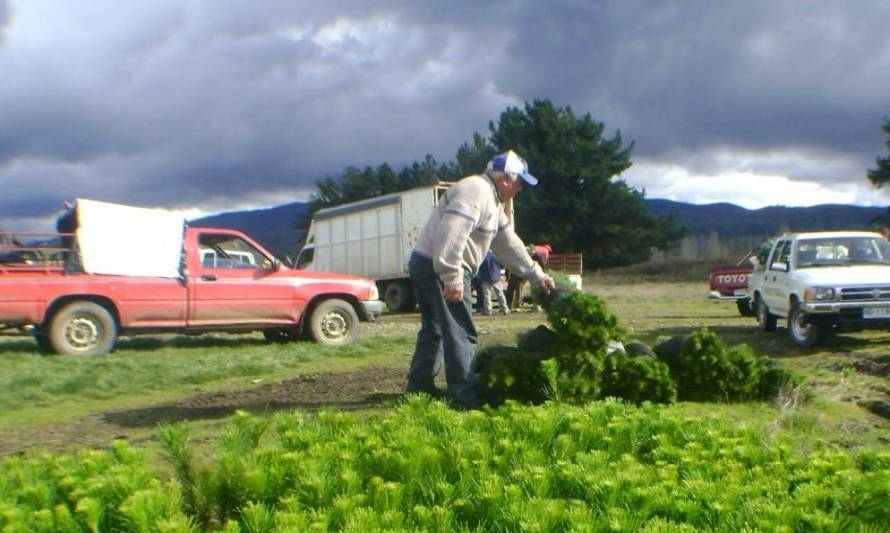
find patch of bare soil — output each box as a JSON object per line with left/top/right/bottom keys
{"left": 830, "top": 353, "right": 890, "bottom": 420}
{"left": 830, "top": 353, "right": 890, "bottom": 380}
{"left": 0, "top": 367, "right": 407, "bottom": 457}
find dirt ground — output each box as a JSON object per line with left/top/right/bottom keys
{"left": 0, "top": 367, "right": 408, "bottom": 457}
{"left": 0, "top": 309, "right": 539, "bottom": 457}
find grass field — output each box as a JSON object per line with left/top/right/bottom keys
{"left": 2, "top": 269, "right": 889, "bottom": 530}
{"left": 0, "top": 269, "right": 888, "bottom": 456}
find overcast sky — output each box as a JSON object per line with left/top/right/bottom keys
{"left": 2, "top": 0, "right": 890, "bottom": 231}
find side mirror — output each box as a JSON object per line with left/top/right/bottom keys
{"left": 770, "top": 261, "right": 788, "bottom": 272}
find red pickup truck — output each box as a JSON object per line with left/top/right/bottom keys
{"left": 0, "top": 222, "right": 383, "bottom": 356}
{"left": 708, "top": 249, "right": 756, "bottom": 317}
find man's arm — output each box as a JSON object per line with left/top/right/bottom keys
{"left": 490, "top": 214, "right": 554, "bottom": 292}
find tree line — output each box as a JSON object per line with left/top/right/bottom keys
{"left": 303, "top": 99, "right": 686, "bottom": 269}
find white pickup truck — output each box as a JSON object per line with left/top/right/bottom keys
{"left": 748, "top": 231, "right": 890, "bottom": 346}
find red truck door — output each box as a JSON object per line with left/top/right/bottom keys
{"left": 187, "top": 230, "right": 297, "bottom": 326}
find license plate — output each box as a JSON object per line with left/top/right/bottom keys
{"left": 863, "top": 307, "right": 890, "bottom": 319}
{"left": 734, "top": 289, "right": 747, "bottom": 297}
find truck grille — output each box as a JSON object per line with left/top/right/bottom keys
{"left": 839, "top": 286, "right": 890, "bottom": 301}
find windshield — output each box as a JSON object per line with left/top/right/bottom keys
{"left": 795, "top": 237, "right": 890, "bottom": 267}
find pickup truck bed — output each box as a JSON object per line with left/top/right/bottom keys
{"left": 708, "top": 251, "right": 756, "bottom": 316}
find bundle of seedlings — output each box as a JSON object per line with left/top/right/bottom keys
{"left": 654, "top": 329, "right": 800, "bottom": 402}
{"left": 477, "top": 273, "right": 675, "bottom": 406}
{"left": 476, "top": 274, "right": 797, "bottom": 407}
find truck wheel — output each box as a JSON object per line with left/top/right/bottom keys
{"left": 736, "top": 298, "right": 755, "bottom": 317}
{"left": 384, "top": 281, "right": 416, "bottom": 312}
{"left": 756, "top": 296, "right": 777, "bottom": 332}
{"left": 308, "top": 299, "right": 360, "bottom": 346}
{"left": 788, "top": 304, "right": 822, "bottom": 347}
{"left": 49, "top": 301, "right": 117, "bottom": 356}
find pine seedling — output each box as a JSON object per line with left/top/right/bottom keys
{"left": 540, "top": 358, "right": 563, "bottom": 403}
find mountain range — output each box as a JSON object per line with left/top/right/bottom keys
{"left": 190, "top": 199, "right": 888, "bottom": 261}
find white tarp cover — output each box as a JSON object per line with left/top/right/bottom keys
{"left": 75, "top": 198, "right": 186, "bottom": 278}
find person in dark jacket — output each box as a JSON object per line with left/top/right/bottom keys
{"left": 475, "top": 251, "right": 509, "bottom": 315}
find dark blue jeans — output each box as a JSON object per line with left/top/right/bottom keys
{"left": 406, "top": 252, "right": 480, "bottom": 409}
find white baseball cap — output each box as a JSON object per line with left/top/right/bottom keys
{"left": 488, "top": 150, "right": 538, "bottom": 186}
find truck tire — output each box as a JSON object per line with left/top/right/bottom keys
{"left": 308, "top": 298, "right": 360, "bottom": 346}
{"left": 48, "top": 301, "right": 117, "bottom": 356}
{"left": 736, "top": 298, "right": 755, "bottom": 317}
{"left": 756, "top": 296, "right": 777, "bottom": 332}
{"left": 383, "top": 281, "right": 416, "bottom": 313}
{"left": 788, "top": 303, "right": 822, "bottom": 347}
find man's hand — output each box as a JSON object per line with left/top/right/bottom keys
{"left": 444, "top": 286, "right": 463, "bottom": 303}
{"left": 539, "top": 275, "right": 555, "bottom": 293}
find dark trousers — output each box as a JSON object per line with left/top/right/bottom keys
{"left": 406, "top": 252, "right": 480, "bottom": 409}
{"left": 505, "top": 272, "right": 525, "bottom": 310}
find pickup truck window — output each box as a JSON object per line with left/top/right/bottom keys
{"left": 770, "top": 240, "right": 792, "bottom": 271}
{"left": 796, "top": 237, "right": 890, "bottom": 267}
{"left": 198, "top": 234, "right": 273, "bottom": 269}
{"left": 295, "top": 247, "right": 314, "bottom": 269}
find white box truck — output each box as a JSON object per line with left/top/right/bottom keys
{"left": 295, "top": 183, "right": 452, "bottom": 312}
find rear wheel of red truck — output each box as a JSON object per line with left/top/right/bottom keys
{"left": 49, "top": 301, "right": 117, "bottom": 356}
{"left": 383, "top": 281, "right": 416, "bottom": 313}
{"left": 308, "top": 298, "right": 360, "bottom": 346}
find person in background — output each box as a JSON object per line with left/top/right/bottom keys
{"left": 405, "top": 150, "right": 555, "bottom": 409}
{"left": 476, "top": 250, "right": 509, "bottom": 315}
{"left": 532, "top": 243, "right": 552, "bottom": 267}
{"left": 506, "top": 243, "right": 551, "bottom": 310}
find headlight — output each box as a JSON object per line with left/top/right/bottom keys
{"left": 803, "top": 287, "right": 835, "bottom": 301}
{"left": 368, "top": 283, "right": 379, "bottom": 300}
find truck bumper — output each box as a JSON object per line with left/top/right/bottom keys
{"left": 709, "top": 290, "right": 748, "bottom": 300}
{"left": 360, "top": 299, "right": 385, "bottom": 321}
{"left": 801, "top": 301, "right": 890, "bottom": 327}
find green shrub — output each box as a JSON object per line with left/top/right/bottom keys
{"left": 531, "top": 271, "right": 579, "bottom": 310}
{"left": 759, "top": 358, "right": 802, "bottom": 400}
{"left": 667, "top": 329, "right": 791, "bottom": 402}
{"left": 4, "top": 403, "right": 889, "bottom": 531}
{"left": 555, "top": 349, "right": 606, "bottom": 402}
{"left": 476, "top": 346, "right": 551, "bottom": 407}
{"left": 601, "top": 351, "right": 677, "bottom": 404}
{"left": 0, "top": 441, "right": 195, "bottom": 532}
{"left": 478, "top": 293, "right": 795, "bottom": 407}
{"left": 546, "top": 292, "right": 625, "bottom": 350}
{"left": 516, "top": 325, "right": 559, "bottom": 354}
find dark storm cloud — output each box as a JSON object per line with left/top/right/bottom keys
{"left": 1, "top": 0, "right": 889, "bottom": 230}
{"left": 504, "top": 1, "right": 890, "bottom": 170}
{"left": 0, "top": 1, "right": 513, "bottom": 217}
